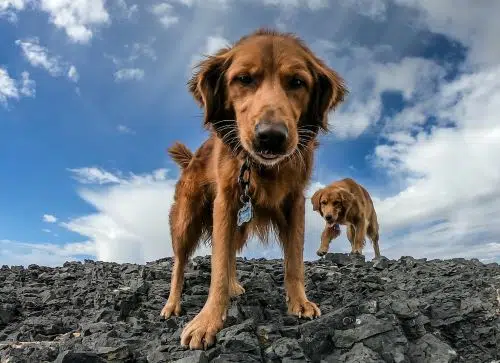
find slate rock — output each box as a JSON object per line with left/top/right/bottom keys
{"left": 407, "top": 333, "right": 458, "bottom": 363}
{"left": 0, "top": 255, "right": 498, "bottom": 362}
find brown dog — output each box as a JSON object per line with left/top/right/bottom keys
{"left": 161, "top": 29, "right": 347, "bottom": 350}
{"left": 311, "top": 178, "right": 381, "bottom": 259}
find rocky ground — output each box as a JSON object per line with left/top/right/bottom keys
{"left": 0, "top": 253, "right": 499, "bottom": 362}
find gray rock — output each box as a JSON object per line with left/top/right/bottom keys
{"left": 0, "top": 255, "right": 498, "bottom": 362}
{"left": 408, "top": 333, "right": 458, "bottom": 363}
{"left": 332, "top": 314, "right": 394, "bottom": 348}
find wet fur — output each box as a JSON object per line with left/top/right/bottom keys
{"left": 311, "top": 178, "right": 381, "bottom": 258}
{"left": 161, "top": 29, "right": 347, "bottom": 350}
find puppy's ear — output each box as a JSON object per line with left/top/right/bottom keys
{"left": 307, "top": 55, "right": 348, "bottom": 132}
{"left": 339, "top": 189, "right": 355, "bottom": 207}
{"left": 311, "top": 189, "right": 323, "bottom": 212}
{"left": 188, "top": 47, "right": 233, "bottom": 128}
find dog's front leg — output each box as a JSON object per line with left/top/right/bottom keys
{"left": 180, "top": 192, "right": 241, "bottom": 350}
{"left": 280, "top": 195, "right": 321, "bottom": 318}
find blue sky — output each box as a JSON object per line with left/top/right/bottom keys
{"left": 1, "top": 0, "right": 499, "bottom": 266}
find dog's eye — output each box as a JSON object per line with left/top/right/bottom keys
{"left": 289, "top": 77, "right": 305, "bottom": 89}
{"left": 321, "top": 200, "right": 327, "bottom": 205}
{"left": 236, "top": 74, "right": 253, "bottom": 85}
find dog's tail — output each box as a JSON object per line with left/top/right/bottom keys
{"left": 168, "top": 142, "right": 193, "bottom": 169}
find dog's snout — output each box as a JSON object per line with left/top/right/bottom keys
{"left": 325, "top": 215, "right": 333, "bottom": 223}
{"left": 254, "top": 121, "right": 288, "bottom": 153}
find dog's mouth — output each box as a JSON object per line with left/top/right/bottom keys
{"left": 251, "top": 149, "right": 293, "bottom": 166}
{"left": 256, "top": 150, "right": 281, "bottom": 160}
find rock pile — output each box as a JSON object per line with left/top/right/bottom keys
{"left": 1, "top": 254, "right": 499, "bottom": 362}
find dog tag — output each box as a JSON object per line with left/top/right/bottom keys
{"left": 237, "top": 200, "right": 253, "bottom": 226}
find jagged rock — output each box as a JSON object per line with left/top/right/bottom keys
{"left": 0, "top": 254, "right": 498, "bottom": 362}
{"left": 407, "top": 333, "right": 458, "bottom": 363}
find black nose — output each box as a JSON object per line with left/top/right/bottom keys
{"left": 254, "top": 121, "right": 288, "bottom": 154}
{"left": 325, "top": 215, "right": 333, "bottom": 222}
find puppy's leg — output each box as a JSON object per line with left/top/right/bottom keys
{"left": 367, "top": 219, "right": 381, "bottom": 259}
{"left": 316, "top": 225, "right": 337, "bottom": 256}
{"left": 346, "top": 224, "right": 356, "bottom": 254}
{"left": 181, "top": 192, "right": 245, "bottom": 350}
{"left": 280, "top": 195, "right": 321, "bottom": 319}
{"left": 352, "top": 219, "right": 368, "bottom": 255}
{"left": 161, "top": 200, "right": 203, "bottom": 319}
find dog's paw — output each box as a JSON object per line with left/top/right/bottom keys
{"left": 287, "top": 298, "right": 321, "bottom": 319}
{"left": 229, "top": 281, "right": 245, "bottom": 297}
{"left": 181, "top": 308, "right": 224, "bottom": 350}
{"left": 316, "top": 249, "right": 328, "bottom": 257}
{"left": 160, "top": 299, "right": 182, "bottom": 319}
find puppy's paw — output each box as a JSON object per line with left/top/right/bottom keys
{"left": 316, "top": 248, "right": 328, "bottom": 257}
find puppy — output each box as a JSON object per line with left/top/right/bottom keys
{"left": 311, "top": 178, "right": 381, "bottom": 259}
{"left": 161, "top": 29, "right": 347, "bottom": 350}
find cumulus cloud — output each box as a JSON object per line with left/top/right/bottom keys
{"left": 0, "top": 239, "right": 96, "bottom": 267}
{"left": 38, "top": 0, "right": 110, "bottom": 43}
{"left": 372, "top": 66, "right": 500, "bottom": 259}
{"left": 117, "top": 124, "right": 135, "bottom": 134}
{"left": 0, "top": 68, "right": 19, "bottom": 105}
{"left": 16, "top": 38, "right": 79, "bottom": 83}
{"left": 16, "top": 38, "right": 62, "bottom": 76}
{"left": 43, "top": 214, "right": 58, "bottom": 223}
{"left": 54, "top": 167, "right": 331, "bottom": 264}
{"left": 0, "top": 68, "right": 35, "bottom": 106}
{"left": 114, "top": 68, "right": 144, "bottom": 82}
{"left": 0, "top": 0, "right": 27, "bottom": 21}
{"left": 189, "top": 34, "right": 229, "bottom": 74}
{"left": 391, "top": 0, "right": 500, "bottom": 67}
{"left": 67, "top": 66, "right": 79, "bottom": 82}
{"left": 114, "top": 0, "right": 138, "bottom": 19}
{"left": 150, "top": 2, "right": 179, "bottom": 28}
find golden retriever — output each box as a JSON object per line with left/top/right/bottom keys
{"left": 161, "top": 29, "right": 347, "bottom": 350}
{"left": 311, "top": 178, "right": 381, "bottom": 259}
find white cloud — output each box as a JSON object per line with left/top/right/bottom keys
{"left": 0, "top": 68, "right": 19, "bottom": 105}
{"left": 43, "top": 214, "right": 58, "bottom": 223}
{"left": 391, "top": 0, "right": 500, "bottom": 68}
{"left": 114, "top": 0, "right": 138, "bottom": 19}
{"left": 0, "top": 0, "right": 27, "bottom": 21}
{"left": 58, "top": 167, "right": 329, "bottom": 264}
{"left": 42, "top": 228, "right": 51, "bottom": 233}
{"left": 117, "top": 124, "right": 135, "bottom": 134}
{"left": 319, "top": 41, "right": 445, "bottom": 139}
{"left": 16, "top": 38, "right": 62, "bottom": 76}
{"left": 16, "top": 38, "right": 80, "bottom": 83}
{"left": 19, "top": 71, "right": 36, "bottom": 97}
{"left": 39, "top": 0, "right": 110, "bottom": 43}
{"left": 114, "top": 68, "right": 144, "bottom": 82}
{"left": 0, "top": 68, "right": 35, "bottom": 106}
{"left": 67, "top": 65, "right": 79, "bottom": 82}
{"left": 189, "top": 34, "right": 229, "bottom": 73}
{"left": 0, "top": 239, "right": 96, "bottom": 267}
{"left": 150, "top": 2, "right": 178, "bottom": 28}
{"left": 68, "top": 167, "right": 123, "bottom": 185}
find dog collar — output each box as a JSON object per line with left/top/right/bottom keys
{"left": 237, "top": 157, "right": 253, "bottom": 227}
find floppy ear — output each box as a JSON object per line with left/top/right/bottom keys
{"left": 339, "top": 189, "right": 355, "bottom": 207}
{"left": 307, "top": 57, "right": 348, "bottom": 132}
{"left": 188, "top": 47, "right": 233, "bottom": 128}
{"left": 311, "top": 189, "right": 323, "bottom": 212}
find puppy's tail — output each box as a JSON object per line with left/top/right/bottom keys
{"left": 168, "top": 142, "right": 193, "bottom": 169}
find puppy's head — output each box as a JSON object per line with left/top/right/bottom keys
{"left": 188, "top": 29, "right": 347, "bottom": 167}
{"left": 311, "top": 187, "right": 354, "bottom": 226}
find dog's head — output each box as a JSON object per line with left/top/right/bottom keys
{"left": 188, "top": 29, "right": 347, "bottom": 166}
{"left": 311, "top": 187, "right": 354, "bottom": 226}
